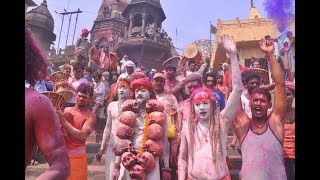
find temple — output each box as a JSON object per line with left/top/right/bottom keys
{"left": 210, "top": 1, "right": 295, "bottom": 72}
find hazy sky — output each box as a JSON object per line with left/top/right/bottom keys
{"left": 29, "top": 0, "right": 271, "bottom": 54}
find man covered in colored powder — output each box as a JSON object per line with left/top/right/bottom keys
{"left": 25, "top": 27, "right": 70, "bottom": 179}
{"left": 233, "top": 37, "right": 287, "bottom": 180}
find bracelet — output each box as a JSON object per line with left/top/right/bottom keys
{"left": 114, "top": 163, "right": 121, "bottom": 170}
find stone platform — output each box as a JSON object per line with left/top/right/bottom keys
{"left": 25, "top": 134, "right": 242, "bottom": 180}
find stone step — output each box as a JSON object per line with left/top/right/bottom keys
{"left": 25, "top": 163, "right": 106, "bottom": 180}
{"left": 87, "top": 153, "right": 106, "bottom": 165}
{"left": 86, "top": 142, "right": 102, "bottom": 153}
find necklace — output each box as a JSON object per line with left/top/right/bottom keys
{"left": 252, "top": 121, "right": 266, "bottom": 129}
{"left": 118, "top": 101, "right": 122, "bottom": 114}
{"left": 197, "top": 123, "right": 209, "bottom": 142}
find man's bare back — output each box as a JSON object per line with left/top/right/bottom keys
{"left": 25, "top": 88, "right": 70, "bottom": 179}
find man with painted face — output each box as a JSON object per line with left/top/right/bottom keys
{"left": 25, "top": 27, "right": 70, "bottom": 180}
{"left": 178, "top": 34, "right": 243, "bottom": 179}
{"left": 96, "top": 78, "right": 133, "bottom": 180}
{"left": 113, "top": 78, "right": 171, "bottom": 180}
{"left": 57, "top": 82, "right": 96, "bottom": 180}
{"left": 233, "top": 38, "right": 287, "bottom": 179}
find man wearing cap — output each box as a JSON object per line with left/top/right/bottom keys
{"left": 148, "top": 68, "right": 157, "bottom": 80}
{"left": 118, "top": 60, "right": 135, "bottom": 81}
{"left": 113, "top": 78, "right": 171, "bottom": 180}
{"left": 96, "top": 78, "right": 133, "bottom": 180}
{"left": 75, "top": 29, "right": 90, "bottom": 68}
{"left": 152, "top": 73, "right": 179, "bottom": 179}
{"left": 88, "top": 39, "right": 101, "bottom": 73}
{"left": 120, "top": 54, "right": 133, "bottom": 73}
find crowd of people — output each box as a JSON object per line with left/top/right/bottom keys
{"left": 25, "top": 25, "right": 295, "bottom": 180}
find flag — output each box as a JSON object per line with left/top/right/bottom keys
{"left": 210, "top": 23, "right": 217, "bottom": 34}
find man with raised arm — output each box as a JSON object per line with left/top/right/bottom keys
{"left": 233, "top": 38, "right": 287, "bottom": 179}
{"left": 178, "top": 34, "right": 243, "bottom": 179}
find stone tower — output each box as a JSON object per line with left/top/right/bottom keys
{"left": 25, "top": 0, "right": 56, "bottom": 52}
{"left": 91, "top": 0, "right": 130, "bottom": 46}
{"left": 114, "top": 0, "right": 172, "bottom": 70}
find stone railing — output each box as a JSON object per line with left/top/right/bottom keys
{"left": 217, "top": 17, "right": 274, "bottom": 29}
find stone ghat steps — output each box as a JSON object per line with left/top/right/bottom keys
{"left": 27, "top": 153, "right": 241, "bottom": 180}
{"left": 25, "top": 163, "right": 106, "bottom": 180}
{"left": 28, "top": 134, "right": 242, "bottom": 179}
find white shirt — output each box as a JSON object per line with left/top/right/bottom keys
{"left": 93, "top": 81, "right": 106, "bottom": 105}
{"left": 186, "top": 63, "right": 208, "bottom": 77}
{"left": 67, "top": 78, "right": 88, "bottom": 104}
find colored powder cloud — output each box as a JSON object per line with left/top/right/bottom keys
{"left": 263, "top": 0, "right": 295, "bottom": 30}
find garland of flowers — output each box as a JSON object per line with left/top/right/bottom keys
{"left": 137, "top": 113, "right": 149, "bottom": 157}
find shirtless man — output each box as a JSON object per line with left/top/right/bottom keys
{"left": 178, "top": 34, "right": 243, "bottom": 179}
{"left": 57, "top": 83, "right": 96, "bottom": 180}
{"left": 233, "top": 38, "right": 287, "bottom": 179}
{"left": 25, "top": 27, "right": 70, "bottom": 179}
{"left": 96, "top": 78, "right": 132, "bottom": 179}
{"left": 113, "top": 78, "right": 171, "bottom": 180}
{"left": 152, "top": 72, "right": 179, "bottom": 179}
{"left": 164, "top": 65, "right": 188, "bottom": 102}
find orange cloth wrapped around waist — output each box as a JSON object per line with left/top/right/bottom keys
{"left": 67, "top": 153, "right": 88, "bottom": 180}
{"left": 283, "top": 123, "right": 295, "bottom": 158}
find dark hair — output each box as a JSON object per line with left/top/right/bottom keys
{"left": 244, "top": 71, "right": 260, "bottom": 84}
{"left": 250, "top": 87, "right": 272, "bottom": 102}
{"left": 72, "top": 62, "right": 84, "bottom": 71}
{"left": 189, "top": 60, "right": 196, "bottom": 65}
{"left": 253, "top": 59, "right": 261, "bottom": 64}
{"left": 264, "top": 35, "right": 271, "bottom": 40}
{"left": 85, "top": 67, "right": 92, "bottom": 73}
{"left": 25, "top": 27, "right": 48, "bottom": 86}
{"left": 164, "top": 65, "right": 176, "bottom": 72}
{"left": 77, "top": 83, "right": 94, "bottom": 97}
{"left": 241, "top": 70, "right": 251, "bottom": 78}
{"left": 205, "top": 72, "right": 216, "bottom": 84}
{"left": 92, "top": 72, "right": 102, "bottom": 80}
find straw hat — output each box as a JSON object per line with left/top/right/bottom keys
{"left": 54, "top": 83, "right": 74, "bottom": 101}
{"left": 49, "top": 71, "right": 68, "bottom": 84}
{"left": 162, "top": 56, "right": 180, "bottom": 69}
{"left": 41, "top": 91, "right": 65, "bottom": 110}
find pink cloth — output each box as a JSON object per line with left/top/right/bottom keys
{"left": 240, "top": 122, "right": 286, "bottom": 180}
{"left": 100, "top": 51, "right": 110, "bottom": 70}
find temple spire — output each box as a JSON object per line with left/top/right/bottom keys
{"left": 41, "top": 0, "right": 47, "bottom": 7}
{"left": 251, "top": 0, "right": 255, "bottom": 8}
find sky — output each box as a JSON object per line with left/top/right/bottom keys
{"left": 28, "top": 0, "right": 290, "bottom": 54}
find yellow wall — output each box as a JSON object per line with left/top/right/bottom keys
{"left": 237, "top": 46, "right": 266, "bottom": 65}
